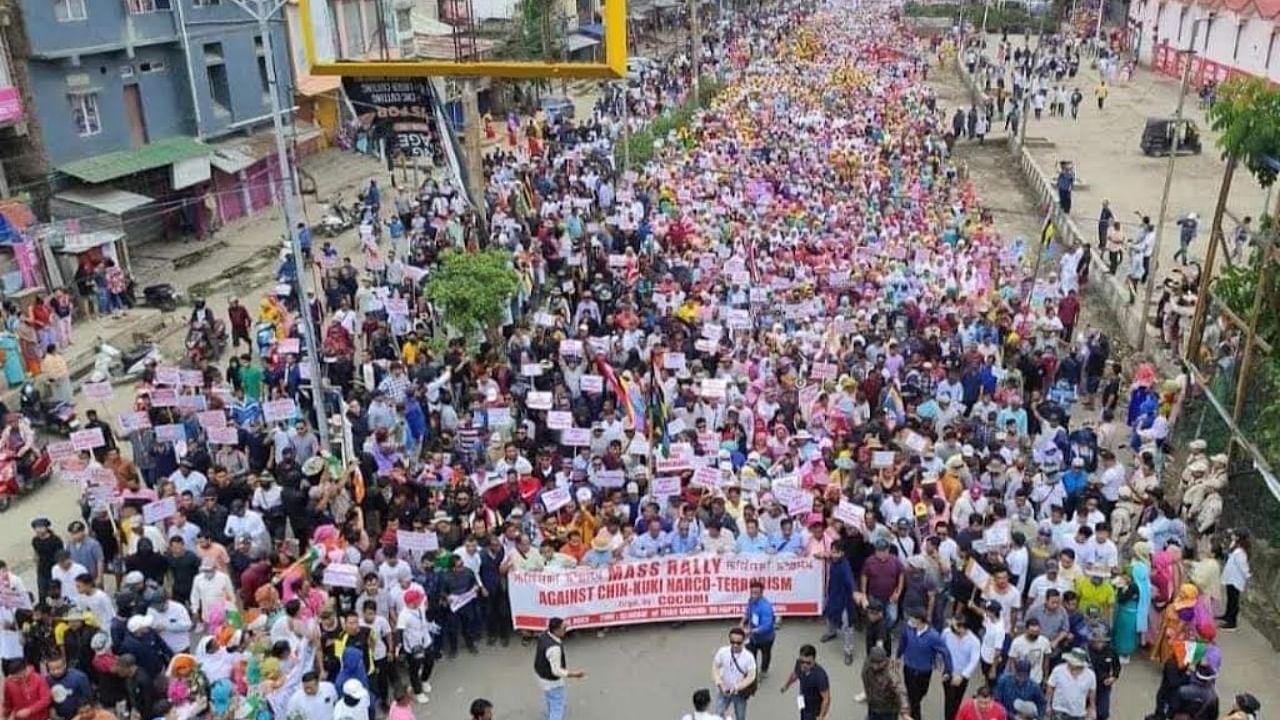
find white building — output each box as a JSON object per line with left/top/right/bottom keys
{"left": 1127, "top": 0, "right": 1280, "bottom": 84}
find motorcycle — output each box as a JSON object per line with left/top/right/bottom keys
{"left": 314, "top": 195, "right": 355, "bottom": 237}
{"left": 0, "top": 445, "right": 51, "bottom": 511}
{"left": 143, "top": 283, "right": 181, "bottom": 312}
{"left": 89, "top": 341, "right": 163, "bottom": 384}
{"left": 19, "top": 383, "right": 79, "bottom": 436}
{"left": 185, "top": 319, "right": 228, "bottom": 364}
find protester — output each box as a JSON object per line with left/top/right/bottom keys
{"left": 777, "top": 644, "right": 830, "bottom": 720}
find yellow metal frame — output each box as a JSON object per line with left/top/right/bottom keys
{"left": 297, "top": 0, "right": 626, "bottom": 79}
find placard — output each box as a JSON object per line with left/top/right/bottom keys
{"left": 984, "top": 525, "right": 1011, "bottom": 548}
{"left": 396, "top": 530, "right": 440, "bottom": 555}
{"left": 180, "top": 370, "right": 205, "bottom": 388}
{"left": 655, "top": 457, "right": 692, "bottom": 475}
{"left": 322, "top": 563, "right": 361, "bottom": 589}
{"left": 652, "top": 476, "right": 681, "bottom": 497}
{"left": 521, "top": 363, "right": 544, "bottom": 377}
{"left": 155, "top": 366, "right": 181, "bottom": 386}
{"left": 562, "top": 427, "right": 591, "bottom": 446}
{"left": 208, "top": 426, "right": 240, "bottom": 445}
{"left": 664, "top": 352, "right": 687, "bottom": 370}
{"left": 384, "top": 298, "right": 409, "bottom": 316}
{"left": 527, "top": 391, "right": 553, "bottom": 410}
{"left": 547, "top": 411, "right": 574, "bottom": 430}
{"left": 694, "top": 338, "right": 718, "bottom": 354}
{"left": 692, "top": 466, "right": 722, "bottom": 489}
{"left": 48, "top": 441, "right": 77, "bottom": 464}
{"left": 155, "top": 424, "right": 187, "bottom": 443}
{"left": 541, "top": 487, "right": 572, "bottom": 513}
{"left": 70, "top": 428, "right": 105, "bottom": 452}
{"left": 142, "top": 497, "right": 178, "bottom": 525}
{"left": 277, "top": 338, "right": 302, "bottom": 355}
{"left": 966, "top": 559, "right": 991, "bottom": 590}
{"left": 197, "top": 410, "right": 227, "bottom": 429}
{"left": 785, "top": 491, "right": 815, "bottom": 517}
{"left": 448, "top": 588, "right": 478, "bottom": 612}
{"left": 535, "top": 312, "right": 556, "bottom": 327}
{"left": 580, "top": 375, "right": 603, "bottom": 394}
{"left": 0, "top": 585, "right": 32, "bottom": 610}
{"left": 81, "top": 382, "right": 113, "bottom": 400}
{"left": 811, "top": 362, "right": 838, "bottom": 381}
{"left": 899, "top": 430, "right": 928, "bottom": 454}
{"left": 176, "top": 394, "right": 207, "bottom": 412}
{"left": 119, "top": 411, "right": 152, "bottom": 432}
{"left": 150, "top": 388, "right": 177, "bottom": 408}
{"left": 559, "top": 339, "right": 584, "bottom": 356}
{"left": 595, "top": 470, "right": 626, "bottom": 488}
{"left": 833, "top": 500, "right": 867, "bottom": 528}
{"left": 871, "top": 451, "right": 896, "bottom": 468}
{"left": 263, "top": 399, "right": 297, "bottom": 423}
{"left": 488, "top": 407, "right": 513, "bottom": 427}
{"left": 700, "top": 378, "right": 728, "bottom": 399}
{"left": 627, "top": 437, "right": 650, "bottom": 456}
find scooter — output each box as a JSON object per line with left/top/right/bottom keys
{"left": 185, "top": 319, "right": 227, "bottom": 364}
{"left": 314, "top": 195, "right": 355, "bottom": 237}
{"left": 19, "top": 383, "right": 79, "bottom": 436}
{"left": 88, "top": 341, "right": 163, "bottom": 384}
{"left": 0, "top": 446, "right": 51, "bottom": 510}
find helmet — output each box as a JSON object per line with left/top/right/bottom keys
{"left": 1235, "top": 693, "right": 1261, "bottom": 714}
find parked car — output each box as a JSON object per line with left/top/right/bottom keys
{"left": 539, "top": 96, "right": 576, "bottom": 122}
{"left": 1140, "top": 117, "right": 1203, "bottom": 156}
{"left": 626, "top": 56, "right": 659, "bottom": 83}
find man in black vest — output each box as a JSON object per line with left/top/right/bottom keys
{"left": 533, "top": 617, "right": 586, "bottom": 720}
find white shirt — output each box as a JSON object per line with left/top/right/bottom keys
{"left": 148, "top": 601, "right": 194, "bottom": 653}
{"left": 1088, "top": 539, "right": 1120, "bottom": 573}
{"left": 712, "top": 645, "right": 757, "bottom": 690}
{"left": 191, "top": 570, "right": 237, "bottom": 620}
{"left": 1008, "top": 635, "right": 1053, "bottom": 683}
{"left": 1223, "top": 546, "right": 1251, "bottom": 590}
{"left": 979, "top": 618, "right": 1007, "bottom": 664}
{"left": 395, "top": 603, "right": 432, "bottom": 653}
{"left": 984, "top": 584, "right": 1022, "bottom": 632}
{"left": 1027, "top": 573, "right": 1072, "bottom": 606}
{"left": 1048, "top": 664, "right": 1096, "bottom": 717}
{"left": 942, "top": 628, "right": 982, "bottom": 679}
{"left": 50, "top": 562, "right": 89, "bottom": 603}
{"left": 287, "top": 683, "right": 338, "bottom": 720}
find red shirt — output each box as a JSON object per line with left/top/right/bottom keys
{"left": 2, "top": 668, "right": 52, "bottom": 720}
{"left": 954, "top": 698, "right": 1008, "bottom": 720}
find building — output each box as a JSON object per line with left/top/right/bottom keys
{"left": 14, "top": 0, "right": 299, "bottom": 254}
{"left": 1128, "top": 0, "right": 1280, "bottom": 84}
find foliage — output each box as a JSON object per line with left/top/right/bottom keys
{"left": 424, "top": 249, "right": 519, "bottom": 337}
{"left": 502, "top": 0, "right": 559, "bottom": 62}
{"left": 616, "top": 77, "right": 723, "bottom": 167}
{"left": 903, "top": 1, "right": 1052, "bottom": 32}
{"left": 1207, "top": 77, "right": 1280, "bottom": 188}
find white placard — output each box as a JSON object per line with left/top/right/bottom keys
{"left": 560, "top": 339, "right": 584, "bottom": 356}
{"left": 197, "top": 410, "right": 227, "bottom": 429}
{"left": 396, "top": 530, "right": 440, "bottom": 554}
{"left": 263, "top": 399, "right": 297, "bottom": 422}
{"left": 692, "top": 466, "right": 721, "bottom": 489}
{"left": 81, "top": 382, "right": 113, "bottom": 400}
{"left": 581, "top": 375, "right": 604, "bottom": 394}
{"left": 700, "top": 378, "right": 728, "bottom": 399}
{"left": 180, "top": 369, "right": 205, "bottom": 388}
{"left": 155, "top": 366, "right": 181, "bottom": 386}
{"left": 541, "top": 487, "right": 572, "bottom": 513}
{"left": 142, "top": 497, "right": 178, "bottom": 525}
{"left": 871, "top": 451, "right": 896, "bottom": 468}
{"left": 119, "top": 411, "right": 152, "bottom": 432}
{"left": 562, "top": 427, "right": 591, "bottom": 446}
{"left": 323, "top": 563, "right": 361, "bottom": 589}
{"left": 208, "top": 426, "right": 239, "bottom": 445}
{"left": 833, "top": 500, "right": 866, "bottom": 528}
{"left": 384, "top": 298, "right": 409, "bottom": 316}
{"left": 521, "top": 363, "right": 544, "bottom": 377}
{"left": 70, "top": 428, "right": 105, "bottom": 452}
{"left": 527, "top": 391, "right": 553, "bottom": 410}
{"left": 155, "top": 424, "right": 187, "bottom": 443}
{"left": 664, "top": 353, "right": 687, "bottom": 370}
{"left": 547, "top": 411, "right": 574, "bottom": 430}
{"left": 595, "top": 470, "right": 626, "bottom": 488}
{"left": 652, "top": 476, "right": 681, "bottom": 497}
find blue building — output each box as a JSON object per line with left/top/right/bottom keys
{"left": 16, "top": 0, "right": 298, "bottom": 245}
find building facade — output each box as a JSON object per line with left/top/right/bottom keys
{"left": 1128, "top": 0, "right": 1280, "bottom": 84}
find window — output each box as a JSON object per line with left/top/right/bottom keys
{"left": 254, "top": 35, "right": 265, "bottom": 55}
{"left": 54, "top": 0, "right": 87, "bottom": 22}
{"left": 120, "top": 64, "right": 135, "bottom": 78}
{"left": 139, "top": 60, "right": 166, "bottom": 74}
{"left": 1233, "top": 21, "right": 1244, "bottom": 60}
{"left": 396, "top": 8, "right": 412, "bottom": 31}
{"left": 127, "top": 0, "right": 172, "bottom": 14}
{"left": 257, "top": 56, "right": 270, "bottom": 99}
{"left": 204, "top": 43, "right": 231, "bottom": 114}
{"left": 192, "top": 0, "right": 221, "bottom": 5}
{"left": 70, "top": 92, "right": 101, "bottom": 136}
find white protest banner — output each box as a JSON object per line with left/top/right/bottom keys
{"left": 526, "top": 391, "right": 553, "bottom": 410}
{"left": 833, "top": 500, "right": 867, "bottom": 528}
{"left": 559, "top": 339, "right": 584, "bottom": 356}
{"left": 0, "top": 585, "right": 31, "bottom": 610}
{"left": 562, "top": 427, "right": 591, "bottom": 446}
{"left": 384, "top": 298, "right": 409, "bottom": 316}
{"left": 984, "top": 525, "right": 1011, "bottom": 548}
{"left": 595, "top": 470, "right": 626, "bottom": 488}
{"left": 155, "top": 424, "right": 187, "bottom": 443}
{"left": 663, "top": 353, "right": 687, "bottom": 370}
{"left": 448, "top": 588, "right": 478, "bottom": 613}
{"left": 208, "top": 426, "right": 239, "bottom": 445}
{"left": 396, "top": 530, "right": 440, "bottom": 555}
{"left": 726, "top": 309, "right": 751, "bottom": 330}
{"left": 810, "top": 362, "right": 837, "bottom": 381}
{"left": 655, "top": 456, "right": 691, "bottom": 475}
{"left": 547, "top": 411, "right": 573, "bottom": 430}
{"left": 84, "top": 483, "right": 114, "bottom": 511}
{"left": 197, "top": 411, "right": 227, "bottom": 429}
{"left": 692, "top": 466, "right": 721, "bottom": 489}
{"left": 871, "top": 451, "right": 896, "bottom": 469}
{"left": 694, "top": 338, "right": 718, "bottom": 354}
{"left": 488, "top": 407, "right": 513, "bottom": 427}
{"left": 652, "top": 476, "right": 681, "bottom": 498}
{"left": 701, "top": 323, "right": 724, "bottom": 341}
{"left": 534, "top": 311, "right": 556, "bottom": 327}
{"left": 278, "top": 338, "right": 302, "bottom": 355}
{"left": 155, "top": 366, "right": 181, "bottom": 386}
{"left": 119, "top": 411, "right": 152, "bottom": 432}
{"left": 48, "top": 441, "right": 76, "bottom": 464}
{"left": 898, "top": 430, "right": 929, "bottom": 455}
{"left": 666, "top": 418, "right": 687, "bottom": 437}
{"left": 322, "top": 563, "right": 361, "bottom": 589}
{"left": 263, "top": 399, "right": 297, "bottom": 423}
{"left": 509, "top": 555, "right": 823, "bottom": 630}
{"left": 179, "top": 370, "right": 204, "bottom": 388}
{"left": 541, "top": 487, "right": 572, "bottom": 513}
{"left": 785, "top": 492, "right": 814, "bottom": 517}
{"left": 70, "top": 428, "right": 105, "bottom": 452}
{"left": 150, "top": 388, "right": 177, "bottom": 408}
{"left": 627, "top": 437, "right": 650, "bottom": 456}
{"left": 81, "top": 382, "right": 113, "bottom": 400}
{"left": 175, "top": 394, "right": 207, "bottom": 412}
{"left": 142, "top": 497, "right": 178, "bottom": 525}
{"left": 587, "top": 337, "right": 610, "bottom": 353}
{"left": 966, "top": 559, "right": 992, "bottom": 591}
{"left": 580, "top": 375, "right": 603, "bottom": 394}
{"left": 521, "top": 363, "right": 544, "bottom": 377}
{"left": 700, "top": 378, "right": 728, "bottom": 399}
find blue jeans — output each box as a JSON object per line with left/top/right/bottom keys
{"left": 544, "top": 685, "right": 565, "bottom": 720}
{"left": 715, "top": 692, "right": 748, "bottom": 719}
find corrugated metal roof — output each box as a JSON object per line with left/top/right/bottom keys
{"left": 54, "top": 187, "right": 154, "bottom": 215}
{"left": 59, "top": 136, "right": 210, "bottom": 184}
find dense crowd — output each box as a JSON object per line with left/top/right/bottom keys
{"left": 0, "top": 2, "right": 1263, "bottom": 720}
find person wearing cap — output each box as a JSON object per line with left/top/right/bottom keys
{"left": 1085, "top": 629, "right": 1121, "bottom": 720}
{"left": 333, "top": 677, "right": 371, "bottom": 720}
{"left": 861, "top": 645, "right": 911, "bottom": 719}
{"left": 117, "top": 615, "right": 169, "bottom": 678}
{"left": 396, "top": 585, "right": 434, "bottom": 703}
{"left": 995, "top": 659, "right": 1046, "bottom": 718}
{"left": 860, "top": 539, "right": 905, "bottom": 629}
{"left": 287, "top": 670, "right": 339, "bottom": 719}
{"left": 1224, "top": 693, "right": 1262, "bottom": 720}
{"left": 1045, "top": 647, "right": 1096, "bottom": 720}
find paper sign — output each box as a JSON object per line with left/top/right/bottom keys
{"left": 581, "top": 375, "right": 603, "bottom": 394}
{"left": 119, "top": 411, "right": 152, "bottom": 432}
{"left": 694, "top": 338, "right": 718, "bottom": 354}
{"left": 652, "top": 476, "right": 681, "bottom": 497}
{"left": 811, "top": 362, "right": 838, "bottom": 381}
{"left": 208, "top": 426, "right": 239, "bottom": 445}
{"left": 547, "top": 411, "right": 574, "bottom": 430}
{"left": 151, "top": 388, "right": 177, "bottom": 408}
{"left": 180, "top": 370, "right": 204, "bottom": 388}
{"left": 263, "top": 399, "right": 297, "bottom": 423}
{"left": 535, "top": 312, "right": 556, "bottom": 327}
{"left": 322, "top": 563, "right": 361, "bottom": 589}
{"left": 155, "top": 366, "right": 181, "bottom": 386}
{"left": 664, "top": 353, "right": 687, "bottom": 370}
{"left": 608, "top": 253, "right": 628, "bottom": 268}
{"left": 521, "top": 363, "right": 544, "bottom": 377}
{"left": 48, "top": 441, "right": 77, "bottom": 464}
{"left": 527, "top": 391, "right": 553, "bottom": 410}
{"left": 700, "top": 378, "right": 728, "bottom": 399}
{"left": 488, "top": 408, "right": 513, "bottom": 427}
{"left": 667, "top": 418, "right": 687, "bottom": 437}
{"left": 562, "top": 427, "right": 591, "bottom": 446}
{"left": 0, "top": 586, "right": 31, "bottom": 610}
{"left": 70, "top": 428, "right": 105, "bottom": 452}
{"left": 871, "top": 451, "right": 896, "bottom": 468}
{"left": 786, "top": 492, "right": 815, "bottom": 517}
{"left": 198, "top": 411, "right": 227, "bottom": 429}
{"left": 81, "top": 382, "right": 113, "bottom": 400}
{"left": 142, "top": 497, "right": 177, "bottom": 525}
{"left": 541, "top": 487, "right": 572, "bottom": 513}
{"left": 384, "top": 298, "right": 409, "bottom": 316}
{"left": 899, "top": 430, "right": 928, "bottom": 454}
{"left": 448, "top": 588, "right": 478, "bottom": 612}
{"left": 559, "top": 339, "right": 584, "bottom": 356}
{"left": 984, "top": 525, "right": 1011, "bottom": 548}
{"left": 396, "top": 530, "right": 440, "bottom": 554}
{"left": 701, "top": 323, "right": 724, "bottom": 341}
{"left": 966, "top": 559, "right": 991, "bottom": 590}
{"left": 833, "top": 500, "right": 867, "bottom": 527}
{"left": 692, "top": 466, "right": 722, "bottom": 489}
{"left": 595, "top": 470, "right": 626, "bottom": 488}
{"left": 627, "top": 437, "right": 650, "bottom": 456}
{"left": 655, "top": 457, "right": 691, "bottom": 475}
{"left": 176, "top": 394, "right": 207, "bottom": 412}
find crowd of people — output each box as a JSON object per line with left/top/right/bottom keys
{"left": 0, "top": 2, "right": 1265, "bottom": 720}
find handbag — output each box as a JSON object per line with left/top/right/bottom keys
{"left": 730, "top": 650, "right": 758, "bottom": 699}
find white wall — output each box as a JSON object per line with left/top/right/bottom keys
{"left": 1128, "top": 0, "right": 1280, "bottom": 83}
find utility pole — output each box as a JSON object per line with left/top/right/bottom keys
{"left": 1185, "top": 154, "right": 1238, "bottom": 365}
{"left": 230, "top": 0, "right": 331, "bottom": 452}
{"left": 461, "top": 80, "right": 488, "bottom": 223}
{"left": 689, "top": 0, "right": 701, "bottom": 103}
{"left": 1229, "top": 235, "right": 1275, "bottom": 464}
{"left": 1137, "top": 16, "right": 1208, "bottom": 353}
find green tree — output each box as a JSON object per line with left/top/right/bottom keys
{"left": 425, "top": 249, "right": 519, "bottom": 342}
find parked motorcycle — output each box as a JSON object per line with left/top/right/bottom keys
{"left": 186, "top": 319, "right": 227, "bottom": 364}
{"left": 19, "top": 383, "right": 79, "bottom": 436}
{"left": 89, "top": 341, "right": 163, "bottom": 384}
{"left": 143, "top": 283, "right": 181, "bottom": 312}
{"left": 0, "top": 445, "right": 51, "bottom": 511}
{"left": 313, "top": 195, "right": 356, "bottom": 237}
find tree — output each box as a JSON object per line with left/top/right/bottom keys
{"left": 1186, "top": 77, "right": 1280, "bottom": 364}
{"left": 425, "top": 249, "right": 519, "bottom": 342}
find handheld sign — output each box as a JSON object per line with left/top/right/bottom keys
{"left": 70, "top": 428, "right": 105, "bottom": 452}
{"left": 142, "top": 497, "right": 178, "bottom": 525}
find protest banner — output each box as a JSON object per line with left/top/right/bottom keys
{"left": 207, "top": 426, "right": 240, "bottom": 445}
{"left": 322, "top": 563, "right": 361, "bottom": 589}
{"left": 546, "top": 411, "right": 573, "bottom": 430}
{"left": 595, "top": 470, "right": 626, "bottom": 488}
{"left": 396, "top": 530, "right": 440, "bottom": 555}
{"left": 118, "top": 411, "right": 152, "bottom": 432}
{"left": 871, "top": 451, "right": 896, "bottom": 468}
{"left": 562, "top": 427, "right": 591, "bottom": 446}
{"left": 526, "top": 391, "right": 552, "bottom": 410}
{"left": 559, "top": 339, "right": 584, "bottom": 356}
{"left": 520, "top": 363, "right": 544, "bottom": 377}
{"left": 383, "top": 299, "right": 409, "bottom": 316}
{"left": 449, "top": 588, "right": 478, "bottom": 612}
{"left": 692, "top": 466, "right": 721, "bottom": 489}
{"left": 541, "top": 487, "right": 572, "bottom": 513}
{"left": 580, "top": 375, "right": 603, "bottom": 394}
{"left": 70, "top": 428, "right": 105, "bottom": 452}
{"left": 175, "top": 394, "right": 207, "bottom": 412}
{"left": 179, "top": 370, "right": 204, "bottom": 388}
{"left": 155, "top": 424, "right": 187, "bottom": 443}
{"left": 700, "top": 378, "right": 727, "bottom": 399}
{"left": 509, "top": 554, "right": 823, "bottom": 630}
{"left": 263, "top": 399, "right": 297, "bottom": 423}
{"left": 833, "top": 500, "right": 866, "bottom": 528}
{"left": 155, "top": 366, "right": 181, "bottom": 386}
{"left": 488, "top": 407, "right": 513, "bottom": 427}
{"left": 0, "top": 585, "right": 31, "bottom": 610}
{"left": 810, "top": 362, "right": 837, "bottom": 381}
{"left": 197, "top": 410, "right": 227, "bottom": 429}
{"left": 150, "top": 388, "right": 177, "bottom": 408}
{"left": 81, "top": 382, "right": 113, "bottom": 400}
{"left": 47, "top": 441, "right": 76, "bottom": 465}
{"left": 663, "top": 353, "right": 686, "bottom": 370}
{"left": 142, "top": 497, "right": 178, "bottom": 525}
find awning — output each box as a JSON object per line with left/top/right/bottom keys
{"left": 566, "top": 33, "right": 601, "bottom": 52}
{"left": 56, "top": 230, "right": 126, "bottom": 254}
{"left": 58, "top": 136, "right": 209, "bottom": 184}
{"left": 578, "top": 22, "right": 604, "bottom": 39}
{"left": 54, "top": 187, "right": 154, "bottom": 215}
{"left": 296, "top": 74, "right": 341, "bottom": 97}
{"left": 209, "top": 148, "right": 258, "bottom": 174}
